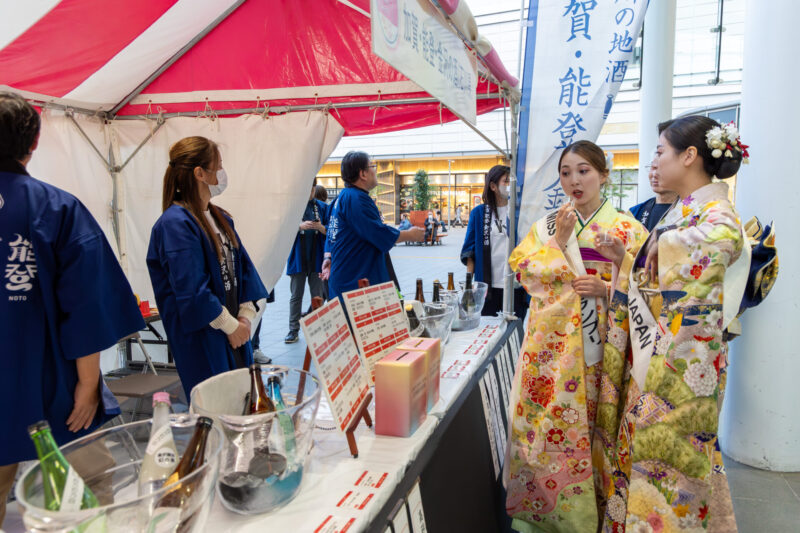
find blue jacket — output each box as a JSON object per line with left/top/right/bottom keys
{"left": 286, "top": 199, "right": 330, "bottom": 275}
{"left": 147, "top": 205, "right": 267, "bottom": 398}
{"left": 461, "top": 204, "right": 490, "bottom": 284}
{"left": 326, "top": 186, "right": 400, "bottom": 299}
{"left": 1, "top": 163, "right": 144, "bottom": 465}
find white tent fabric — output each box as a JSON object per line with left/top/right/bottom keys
{"left": 26, "top": 111, "right": 343, "bottom": 304}
{"left": 112, "top": 112, "right": 344, "bottom": 300}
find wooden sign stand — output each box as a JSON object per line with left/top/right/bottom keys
{"left": 299, "top": 280, "right": 374, "bottom": 458}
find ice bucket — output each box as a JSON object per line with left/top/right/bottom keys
{"left": 190, "top": 366, "right": 320, "bottom": 515}
{"left": 452, "top": 281, "right": 488, "bottom": 331}
{"left": 419, "top": 302, "right": 456, "bottom": 344}
{"left": 15, "top": 414, "right": 223, "bottom": 533}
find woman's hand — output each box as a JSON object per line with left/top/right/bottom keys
{"left": 555, "top": 203, "right": 577, "bottom": 248}
{"left": 319, "top": 258, "right": 331, "bottom": 280}
{"left": 643, "top": 237, "right": 659, "bottom": 281}
{"left": 594, "top": 233, "right": 626, "bottom": 268}
{"left": 572, "top": 275, "right": 608, "bottom": 298}
{"left": 67, "top": 379, "right": 100, "bottom": 432}
{"left": 227, "top": 317, "right": 250, "bottom": 349}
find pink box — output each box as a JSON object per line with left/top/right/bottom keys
{"left": 396, "top": 337, "right": 441, "bottom": 411}
{"left": 375, "top": 349, "right": 427, "bottom": 437}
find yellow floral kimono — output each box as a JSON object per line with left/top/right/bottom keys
{"left": 505, "top": 200, "right": 647, "bottom": 533}
{"left": 600, "top": 182, "right": 747, "bottom": 533}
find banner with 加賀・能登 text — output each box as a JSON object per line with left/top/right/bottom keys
{"left": 515, "top": 0, "right": 648, "bottom": 239}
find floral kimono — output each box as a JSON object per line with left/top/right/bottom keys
{"left": 505, "top": 200, "right": 647, "bottom": 533}
{"left": 601, "top": 182, "right": 748, "bottom": 533}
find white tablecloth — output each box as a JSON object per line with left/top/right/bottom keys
{"left": 203, "top": 317, "right": 508, "bottom": 532}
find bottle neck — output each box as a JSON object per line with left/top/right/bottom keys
{"left": 31, "top": 429, "right": 61, "bottom": 463}
{"left": 177, "top": 424, "right": 209, "bottom": 475}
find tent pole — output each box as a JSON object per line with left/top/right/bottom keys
{"left": 110, "top": 93, "right": 505, "bottom": 120}
{"left": 107, "top": 0, "right": 248, "bottom": 118}
{"left": 107, "top": 144, "right": 125, "bottom": 269}
{"left": 457, "top": 112, "right": 509, "bottom": 157}
{"left": 65, "top": 111, "right": 111, "bottom": 169}
{"left": 504, "top": 94, "right": 520, "bottom": 320}
{"left": 114, "top": 119, "right": 166, "bottom": 172}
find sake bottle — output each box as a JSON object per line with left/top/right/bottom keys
{"left": 138, "top": 392, "right": 178, "bottom": 496}
{"left": 461, "top": 272, "right": 476, "bottom": 314}
{"left": 447, "top": 272, "right": 455, "bottom": 291}
{"left": 432, "top": 280, "right": 441, "bottom": 303}
{"left": 267, "top": 376, "right": 297, "bottom": 470}
{"left": 149, "top": 417, "right": 213, "bottom": 532}
{"left": 405, "top": 303, "right": 424, "bottom": 337}
{"left": 28, "top": 420, "right": 99, "bottom": 512}
{"left": 249, "top": 364, "right": 276, "bottom": 414}
{"left": 415, "top": 278, "right": 425, "bottom": 303}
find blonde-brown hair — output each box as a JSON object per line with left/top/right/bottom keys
{"left": 162, "top": 136, "right": 238, "bottom": 259}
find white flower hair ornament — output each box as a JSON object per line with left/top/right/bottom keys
{"left": 705, "top": 121, "right": 750, "bottom": 164}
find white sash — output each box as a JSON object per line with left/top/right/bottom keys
{"left": 628, "top": 240, "right": 660, "bottom": 391}
{"left": 536, "top": 213, "right": 603, "bottom": 366}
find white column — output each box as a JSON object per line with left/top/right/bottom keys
{"left": 719, "top": 0, "right": 800, "bottom": 471}
{"left": 636, "top": 0, "right": 676, "bottom": 200}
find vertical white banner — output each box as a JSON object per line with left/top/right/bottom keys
{"left": 517, "top": 0, "right": 647, "bottom": 238}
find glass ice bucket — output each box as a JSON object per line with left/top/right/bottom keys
{"left": 451, "top": 281, "right": 488, "bottom": 331}
{"left": 419, "top": 302, "right": 456, "bottom": 344}
{"left": 15, "top": 414, "right": 223, "bottom": 533}
{"left": 190, "top": 366, "right": 321, "bottom": 515}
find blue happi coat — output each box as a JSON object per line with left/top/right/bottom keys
{"left": 0, "top": 162, "right": 144, "bottom": 465}
{"left": 325, "top": 186, "right": 400, "bottom": 299}
{"left": 147, "top": 205, "right": 266, "bottom": 398}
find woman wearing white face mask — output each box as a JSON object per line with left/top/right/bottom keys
{"left": 460, "top": 164, "right": 527, "bottom": 317}
{"left": 147, "top": 136, "right": 267, "bottom": 398}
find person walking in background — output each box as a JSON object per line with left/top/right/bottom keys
{"left": 461, "top": 165, "right": 528, "bottom": 318}
{"left": 629, "top": 152, "right": 678, "bottom": 232}
{"left": 0, "top": 92, "right": 145, "bottom": 526}
{"left": 285, "top": 180, "right": 328, "bottom": 344}
{"left": 147, "top": 136, "right": 267, "bottom": 398}
{"left": 321, "top": 151, "right": 424, "bottom": 299}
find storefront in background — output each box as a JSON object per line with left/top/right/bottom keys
{"left": 317, "top": 150, "right": 644, "bottom": 225}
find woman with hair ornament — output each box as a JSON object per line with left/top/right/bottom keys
{"left": 598, "top": 116, "right": 750, "bottom": 532}
{"left": 504, "top": 140, "right": 647, "bottom": 532}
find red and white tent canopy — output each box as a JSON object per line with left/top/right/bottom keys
{"left": 1, "top": 0, "right": 511, "bottom": 135}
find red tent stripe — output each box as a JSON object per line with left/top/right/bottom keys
{"left": 0, "top": 0, "right": 178, "bottom": 97}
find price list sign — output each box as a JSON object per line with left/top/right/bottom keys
{"left": 301, "top": 299, "right": 370, "bottom": 432}
{"left": 342, "top": 282, "right": 410, "bottom": 382}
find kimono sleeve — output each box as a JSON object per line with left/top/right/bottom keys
{"left": 351, "top": 194, "right": 400, "bottom": 253}
{"left": 158, "top": 219, "right": 226, "bottom": 333}
{"left": 509, "top": 220, "right": 574, "bottom": 292}
{"left": 460, "top": 206, "right": 480, "bottom": 265}
{"left": 55, "top": 205, "right": 144, "bottom": 360}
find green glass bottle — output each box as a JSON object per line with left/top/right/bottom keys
{"left": 28, "top": 420, "right": 99, "bottom": 512}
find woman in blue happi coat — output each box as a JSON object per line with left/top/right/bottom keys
{"left": 461, "top": 165, "right": 528, "bottom": 318}
{"left": 147, "top": 137, "right": 266, "bottom": 398}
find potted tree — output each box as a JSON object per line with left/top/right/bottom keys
{"left": 409, "top": 169, "right": 432, "bottom": 227}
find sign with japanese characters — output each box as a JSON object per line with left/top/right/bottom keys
{"left": 4, "top": 233, "right": 37, "bottom": 301}
{"left": 301, "top": 298, "right": 371, "bottom": 433}
{"left": 516, "top": 0, "right": 647, "bottom": 239}
{"left": 371, "top": 0, "right": 477, "bottom": 124}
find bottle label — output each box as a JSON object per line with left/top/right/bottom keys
{"left": 148, "top": 507, "right": 182, "bottom": 533}
{"left": 146, "top": 425, "right": 178, "bottom": 468}
{"left": 60, "top": 466, "right": 85, "bottom": 511}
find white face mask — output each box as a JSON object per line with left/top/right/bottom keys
{"left": 208, "top": 169, "right": 228, "bottom": 197}
{"left": 498, "top": 184, "right": 510, "bottom": 198}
